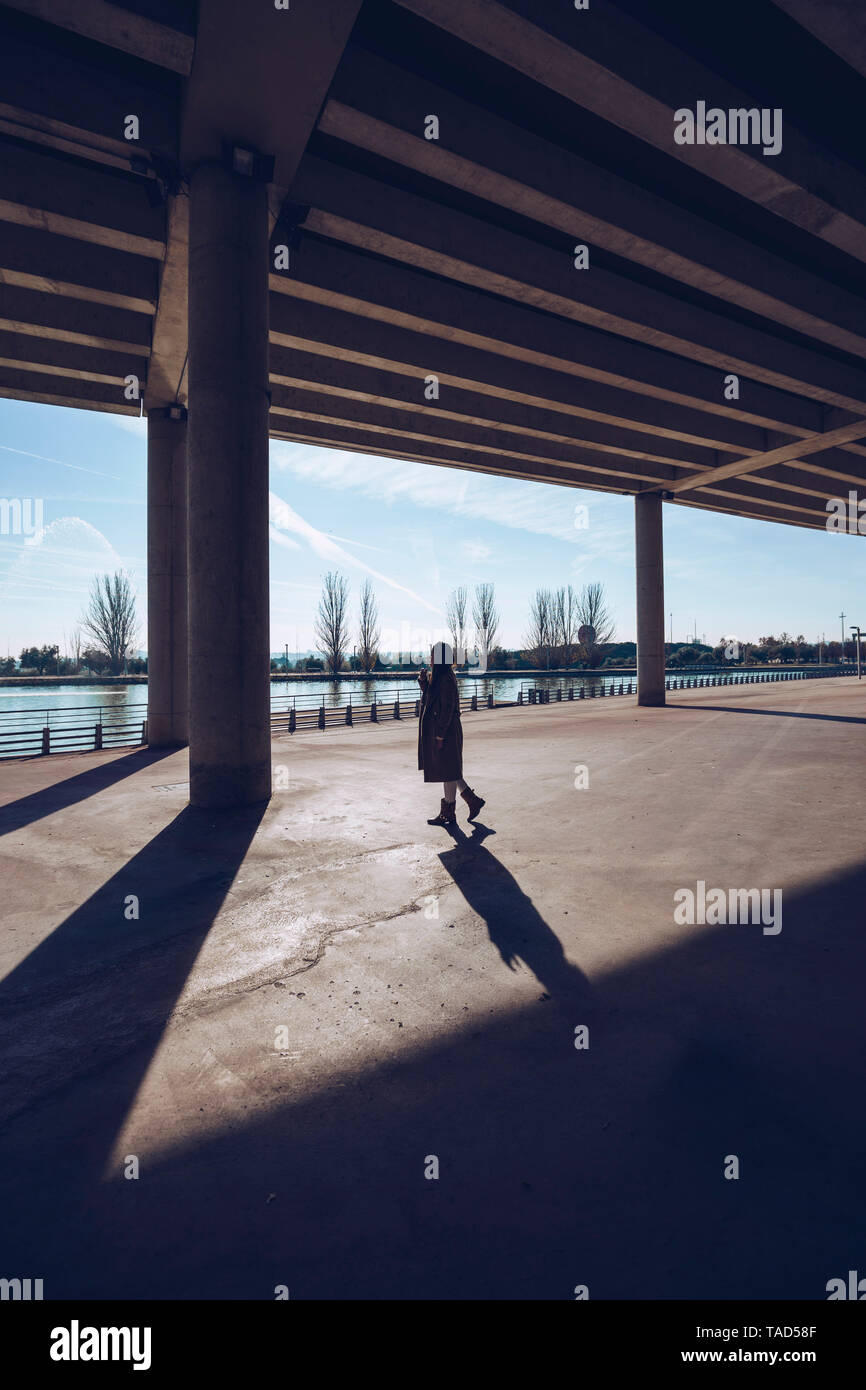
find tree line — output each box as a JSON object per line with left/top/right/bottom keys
{"left": 303, "top": 573, "right": 616, "bottom": 675}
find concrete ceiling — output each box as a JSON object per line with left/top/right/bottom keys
{"left": 1, "top": 0, "right": 865, "bottom": 532}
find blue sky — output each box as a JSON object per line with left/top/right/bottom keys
{"left": 1, "top": 396, "right": 864, "bottom": 658}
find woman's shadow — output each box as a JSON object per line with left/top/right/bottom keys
{"left": 437, "top": 822, "right": 592, "bottom": 1005}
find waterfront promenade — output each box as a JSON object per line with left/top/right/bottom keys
{"left": 0, "top": 677, "right": 864, "bottom": 1298}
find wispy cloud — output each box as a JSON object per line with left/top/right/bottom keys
{"left": 0, "top": 443, "right": 124, "bottom": 481}
{"left": 0, "top": 516, "right": 127, "bottom": 605}
{"left": 463, "top": 540, "right": 492, "bottom": 562}
{"left": 271, "top": 441, "right": 611, "bottom": 544}
{"left": 269, "top": 491, "right": 441, "bottom": 614}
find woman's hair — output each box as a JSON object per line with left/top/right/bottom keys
{"left": 429, "top": 657, "right": 458, "bottom": 698}
{"left": 431, "top": 640, "right": 455, "bottom": 666}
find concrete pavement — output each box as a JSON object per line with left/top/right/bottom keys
{"left": 0, "top": 677, "right": 864, "bottom": 1298}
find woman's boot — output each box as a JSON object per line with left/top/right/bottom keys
{"left": 427, "top": 798, "right": 456, "bottom": 826}
{"left": 460, "top": 786, "right": 486, "bottom": 821}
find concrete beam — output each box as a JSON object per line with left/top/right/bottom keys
{"left": 144, "top": 193, "right": 188, "bottom": 409}
{"left": 269, "top": 350, "right": 723, "bottom": 473}
{"left": 0, "top": 282, "right": 151, "bottom": 355}
{"left": 269, "top": 388, "right": 677, "bottom": 488}
{"left": 0, "top": 222, "right": 157, "bottom": 314}
{"left": 0, "top": 141, "right": 165, "bottom": 258}
{"left": 273, "top": 239, "right": 831, "bottom": 437}
{"left": 0, "top": 367, "right": 138, "bottom": 414}
{"left": 323, "top": 53, "right": 866, "bottom": 360}
{"left": 0, "top": 21, "right": 180, "bottom": 152}
{"left": 771, "top": 0, "right": 866, "bottom": 80}
{"left": 2, "top": 0, "right": 195, "bottom": 75}
{"left": 673, "top": 492, "right": 830, "bottom": 534}
{"left": 291, "top": 155, "right": 866, "bottom": 414}
{"left": 0, "top": 329, "right": 146, "bottom": 384}
{"left": 269, "top": 297, "right": 778, "bottom": 457}
{"left": 0, "top": 279, "right": 151, "bottom": 350}
{"left": 669, "top": 419, "right": 866, "bottom": 493}
{"left": 395, "top": 0, "right": 866, "bottom": 265}
{"left": 269, "top": 419, "right": 639, "bottom": 497}
{"left": 181, "top": 0, "right": 361, "bottom": 186}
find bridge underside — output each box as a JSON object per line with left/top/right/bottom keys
{"left": 1, "top": 0, "right": 864, "bottom": 802}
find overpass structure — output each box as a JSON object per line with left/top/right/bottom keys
{"left": 1, "top": 0, "right": 864, "bottom": 804}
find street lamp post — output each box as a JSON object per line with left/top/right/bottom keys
{"left": 850, "top": 626, "right": 863, "bottom": 680}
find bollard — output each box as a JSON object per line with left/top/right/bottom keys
{"left": 518, "top": 689, "right": 523, "bottom": 706}
{"left": 599, "top": 682, "right": 605, "bottom": 696}
{"left": 579, "top": 685, "right": 585, "bottom": 699}
{"left": 345, "top": 703, "right": 353, "bottom": 726}
{"left": 568, "top": 686, "right": 574, "bottom": 701}
{"left": 42, "top": 726, "right": 51, "bottom": 754}
{"left": 93, "top": 722, "right": 101, "bottom": 750}
{"left": 289, "top": 707, "right": 296, "bottom": 733}
{"left": 394, "top": 698, "right": 401, "bottom": 719}
{"left": 318, "top": 705, "right": 325, "bottom": 730}
{"left": 415, "top": 698, "right": 421, "bottom": 716}
{"left": 141, "top": 719, "right": 147, "bottom": 744}
{"left": 370, "top": 700, "right": 378, "bottom": 722}
{"left": 618, "top": 681, "right": 624, "bottom": 695}
{"left": 471, "top": 693, "right": 478, "bottom": 711}
{"left": 557, "top": 688, "right": 563, "bottom": 701}
{"left": 487, "top": 692, "right": 494, "bottom": 708}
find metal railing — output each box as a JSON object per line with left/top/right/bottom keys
{"left": 519, "top": 665, "right": 851, "bottom": 703}
{"left": 0, "top": 665, "right": 852, "bottom": 757}
{"left": 0, "top": 685, "right": 502, "bottom": 757}
{"left": 269, "top": 684, "right": 499, "bottom": 734}
{"left": 0, "top": 702, "right": 149, "bottom": 759}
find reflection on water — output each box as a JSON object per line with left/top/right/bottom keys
{"left": 0, "top": 666, "right": 829, "bottom": 723}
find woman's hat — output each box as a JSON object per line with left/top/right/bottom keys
{"left": 431, "top": 641, "right": 454, "bottom": 666}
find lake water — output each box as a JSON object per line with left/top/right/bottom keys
{"left": 0, "top": 667, "right": 843, "bottom": 757}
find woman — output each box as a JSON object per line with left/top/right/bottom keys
{"left": 418, "top": 641, "right": 486, "bottom": 826}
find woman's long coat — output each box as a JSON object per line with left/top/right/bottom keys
{"left": 418, "top": 671, "right": 464, "bottom": 783}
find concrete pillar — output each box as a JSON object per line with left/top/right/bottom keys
{"left": 187, "top": 160, "right": 271, "bottom": 807}
{"left": 635, "top": 492, "right": 666, "bottom": 707}
{"left": 147, "top": 407, "right": 188, "bottom": 746}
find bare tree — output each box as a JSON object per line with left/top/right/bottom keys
{"left": 524, "top": 588, "right": 554, "bottom": 668}
{"left": 357, "top": 578, "right": 380, "bottom": 672}
{"left": 472, "top": 582, "right": 499, "bottom": 668}
{"left": 315, "top": 572, "right": 350, "bottom": 676}
{"left": 81, "top": 572, "right": 137, "bottom": 675}
{"left": 445, "top": 585, "right": 469, "bottom": 664}
{"left": 576, "top": 581, "right": 615, "bottom": 667}
{"left": 553, "top": 585, "right": 579, "bottom": 667}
